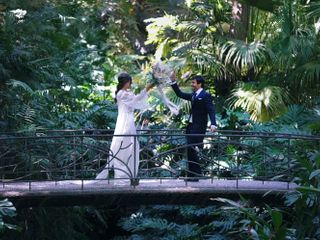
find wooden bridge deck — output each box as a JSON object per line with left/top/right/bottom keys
{"left": 0, "top": 179, "right": 296, "bottom": 207}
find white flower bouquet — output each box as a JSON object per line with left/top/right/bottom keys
{"left": 150, "top": 61, "right": 173, "bottom": 86}
{"left": 148, "top": 61, "right": 180, "bottom": 115}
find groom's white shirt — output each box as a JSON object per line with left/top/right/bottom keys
{"left": 194, "top": 88, "right": 203, "bottom": 98}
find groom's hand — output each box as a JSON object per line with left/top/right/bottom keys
{"left": 170, "top": 71, "right": 176, "bottom": 82}
{"left": 210, "top": 125, "right": 217, "bottom": 133}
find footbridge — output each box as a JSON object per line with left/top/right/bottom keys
{"left": 0, "top": 130, "right": 318, "bottom": 207}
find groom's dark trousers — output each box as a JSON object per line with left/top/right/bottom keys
{"left": 171, "top": 83, "right": 216, "bottom": 177}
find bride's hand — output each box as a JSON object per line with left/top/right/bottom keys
{"left": 146, "top": 83, "right": 155, "bottom": 92}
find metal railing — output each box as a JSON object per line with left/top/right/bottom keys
{"left": 0, "top": 130, "right": 319, "bottom": 186}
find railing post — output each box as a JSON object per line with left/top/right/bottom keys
{"left": 1, "top": 141, "right": 5, "bottom": 188}
{"left": 134, "top": 134, "right": 136, "bottom": 181}
{"left": 81, "top": 135, "right": 84, "bottom": 190}
{"left": 217, "top": 135, "right": 220, "bottom": 181}
{"left": 211, "top": 134, "right": 217, "bottom": 184}
{"left": 263, "top": 137, "right": 267, "bottom": 184}
{"left": 73, "top": 135, "right": 76, "bottom": 180}
{"left": 132, "top": 134, "right": 138, "bottom": 187}
{"left": 287, "top": 138, "right": 291, "bottom": 190}
{"left": 236, "top": 150, "right": 239, "bottom": 189}
{"left": 25, "top": 139, "right": 31, "bottom": 191}
{"left": 184, "top": 132, "right": 188, "bottom": 186}
{"left": 81, "top": 136, "right": 84, "bottom": 181}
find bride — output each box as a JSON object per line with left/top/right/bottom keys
{"left": 96, "top": 73, "right": 154, "bottom": 181}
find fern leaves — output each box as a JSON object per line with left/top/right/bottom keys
{"left": 120, "top": 216, "right": 201, "bottom": 239}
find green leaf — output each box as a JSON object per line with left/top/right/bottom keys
{"left": 306, "top": 2, "right": 320, "bottom": 18}
{"left": 271, "top": 210, "right": 282, "bottom": 231}
{"left": 297, "top": 186, "right": 320, "bottom": 194}
{"left": 309, "top": 169, "right": 320, "bottom": 180}
{"left": 7, "top": 79, "right": 34, "bottom": 94}
{"left": 212, "top": 198, "right": 244, "bottom": 209}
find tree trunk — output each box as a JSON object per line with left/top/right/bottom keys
{"left": 128, "top": 0, "right": 154, "bottom": 55}
{"left": 231, "top": 0, "right": 250, "bottom": 41}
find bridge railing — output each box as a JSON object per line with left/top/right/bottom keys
{"left": 0, "top": 130, "right": 319, "bottom": 186}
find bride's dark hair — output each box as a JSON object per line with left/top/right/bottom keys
{"left": 115, "top": 73, "right": 132, "bottom": 102}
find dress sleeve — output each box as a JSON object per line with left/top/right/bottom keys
{"left": 117, "top": 89, "right": 149, "bottom": 110}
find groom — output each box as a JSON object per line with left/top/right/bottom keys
{"left": 170, "top": 73, "right": 217, "bottom": 181}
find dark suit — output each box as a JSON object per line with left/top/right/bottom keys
{"left": 171, "top": 83, "right": 216, "bottom": 177}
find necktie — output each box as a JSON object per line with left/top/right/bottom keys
{"left": 192, "top": 92, "right": 196, "bottom": 101}
{"left": 189, "top": 92, "right": 196, "bottom": 123}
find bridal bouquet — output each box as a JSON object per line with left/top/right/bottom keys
{"left": 151, "top": 61, "right": 173, "bottom": 86}
{"left": 148, "top": 61, "right": 180, "bottom": 115}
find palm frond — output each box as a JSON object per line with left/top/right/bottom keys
{"left": 290, "top": 61, "right": 320, "bottom": 89}
{"left": 172, "top": 41, "right": 198, "bottom": 56}
{"left": 229, "top": 83, "right": 289, "bottom": 122}
{"left": 144, "top": 14, "right": 178, "bottom": 45}
{"left": 306, "top": 1, "right": 320, "bottom": 18}
{"left": 277, "top": 105, "right": 313, "bottom": 127}
{"left": 273, "top": 27, "right": 316, "bottom": 66}
{"left": 189, "top": 49, "right": 225, "bottom": 77}
{"left": 7, "top": 79, "right": 34, "bottom": 93}
{"left": 220, "top": 40, "right": 272, "bottom": 69}
{"left": 185, "top": 0, "right": 229, "bottom": 23}
{"left": 154, "top": 38, "right": 171, "bottom": 60}
{"left": 178, "top": 20, "right": 209, "bottom": 38}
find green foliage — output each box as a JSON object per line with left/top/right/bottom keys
{"left": 0, "top": 0, "right": 118, "bottom": 132}
{"left": 0, "top": 0, "right": 319, "bottom": 239}
{"left": 2, "top": 206, "right": 117, "bottom": 240}
{"left": 284, "top": 151, "right": 320, "bottom": 239}
{"left": 229, "top": 82, "right": 288, "bottom": 122}
{"left": 306, "top": 1, "right": 320, "bottom": 18}
{"left": 116, "top": 201, "right": 296, "bottom": 239}
{"left": 210, "top": 198, "right": 293, "bottom": 239}
{"left": 143, "top": 0, "right": 320, "bottom": 122}
{"left": 0, "top": 199, "right": 18, "bottom": 234}
{"left": 118, "top": 205, "right": 210, "bottom": 239}
{"left": 220, "top": 40, "right": 271, "bottom": 70}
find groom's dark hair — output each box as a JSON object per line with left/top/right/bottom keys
{"left": 192, "top": 75, "right": 205, "bottom": 88}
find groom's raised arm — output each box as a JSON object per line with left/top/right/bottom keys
{"left": 171, "top": 82, "right": 192, "bottom": 101}
{"left": 170, "top": 72, "right": 192, "bottom": 101}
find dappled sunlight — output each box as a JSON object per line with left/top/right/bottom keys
{"left": 230, "top": 83, "right": 289, "bottom": 122}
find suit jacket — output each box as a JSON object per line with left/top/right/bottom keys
{"left": 171, "top": 83, "right": 216, "bottom": 133}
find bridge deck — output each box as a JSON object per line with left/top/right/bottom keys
{"left": 0, "top": 179, "right": 296, "bottom": 207}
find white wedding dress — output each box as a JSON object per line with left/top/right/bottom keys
{"left": 96, "top": 89, "right": 149, "bottom": 180}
